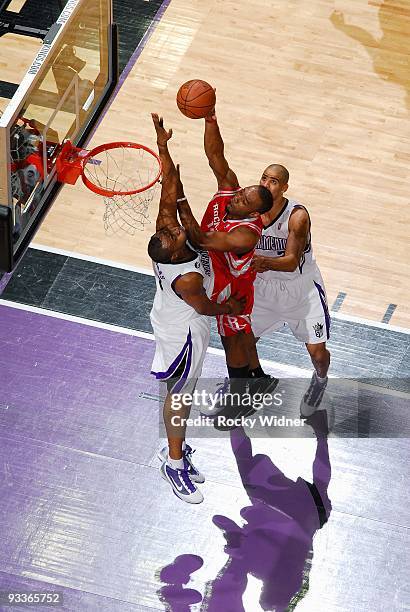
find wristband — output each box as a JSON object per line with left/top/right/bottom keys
{"left": 176, "top": 197, "right": 187, "bottom": 203}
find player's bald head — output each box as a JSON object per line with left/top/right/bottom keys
{"left": 264, "top": 164, "right": 289, "bottom": 185}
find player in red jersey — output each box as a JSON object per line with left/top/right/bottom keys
{"left": 199, "top": 186, "right": 264, "bottom": 336}
{"left": 177, "top": 178, "right": 272, "bottom": 425}
{"left": 177, "top": 111, "right": 276, "bottom": 428}
{"left": 177, "top": 178, "right": 272, "bottom": 339}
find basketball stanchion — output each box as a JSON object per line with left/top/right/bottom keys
{"left": 56, "top": 140, "right": 162, "bottom": 235}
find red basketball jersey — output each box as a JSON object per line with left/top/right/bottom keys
{"left": 200, "top": 189, "right": 263, "bottom": 305}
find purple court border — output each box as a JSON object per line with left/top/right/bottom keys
{"left": 86, "top": 0, "right": 173, "bottom": 144}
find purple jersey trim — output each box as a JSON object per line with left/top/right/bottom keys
{"left": 314, "top": 281, "right": 331, "bottom": 340}
{"left": 171, "top": 274, "right": 183, "bottom": 299}
{"left": 151, "top": 329, "right": 193, "bottom": 383}
{"left": 171, "top": 336, "right": 193, "bottom": 393}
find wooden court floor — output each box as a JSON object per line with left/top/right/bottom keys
{"left": 32, "top": 0, "right": 410, "bottom": 327}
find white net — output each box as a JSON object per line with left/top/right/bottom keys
{"left": 103, "top": 186, "right": 159, "bottom": 235}
{"left": 83, "top": 144, "right": 161, "bottom": 235}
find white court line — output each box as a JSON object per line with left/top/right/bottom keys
{"left": 30, "top": 243, "right": 410, "bottom": 334}
{"left": 0, "top": 299, "right": 155, "bottom": 340}
{"left": 0, "top": 298, "right": 308, "bottom": 377}
{"left": 2, "top": 299, "right": 409, "bottom": 398}
{"left": 330, "top": 311, "right": 409, "bottom": 334}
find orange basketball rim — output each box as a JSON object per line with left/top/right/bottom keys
{"left": 56, "top": 140, "right": 162, "bottom": 198}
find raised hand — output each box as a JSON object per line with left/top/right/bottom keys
{"left": 204, "top": 89, "right": 217, "bottom": 123}
{"left": 151, "top": 113, "right": 173, "bottom": 146}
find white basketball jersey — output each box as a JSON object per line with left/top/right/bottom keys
{"left": 255, "top": 199, "right": 316, "bottom": 281}
{"left": 150, "top": 255, "right": 209, "bottom": 329}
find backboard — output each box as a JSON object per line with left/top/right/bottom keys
{"left": 0, "top": 0, "right": 118, "bottom": 272}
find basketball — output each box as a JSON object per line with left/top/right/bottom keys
{"left": 176, "top": 79, "right": 216, "bottom": 119}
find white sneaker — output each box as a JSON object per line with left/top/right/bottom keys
{"left": 157, "top": 444, "right": 205, "bottom": 483}
{"left": 160, "top": 462, "right": 204, "bottom": 504}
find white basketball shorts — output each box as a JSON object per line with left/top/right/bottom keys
{"left": 150, "top": 317, "right": 211, "bottom": 393}
{"left": 252, "top": 267, "right": 330, "bottom": 344}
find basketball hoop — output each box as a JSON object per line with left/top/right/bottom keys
{"left": 56, "top": 140, "right": 162, "bottom": 235}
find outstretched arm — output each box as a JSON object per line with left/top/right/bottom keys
{"left": 200, "top": 225, "right": 260, "bottom": 254}
{"left": 204, "top": 107, "right": 239, "bottom": 191}
{"left": 176, "top": 192, "right": 202, "bottom": 246}
{"left": 177, "top": 197, "right": 259, "bottom": 254}
{"left": 152, "top": 113, "right": 179, "bottom": 231}
{"left": 251, "top": 207, "right": 309, "bottom": 273}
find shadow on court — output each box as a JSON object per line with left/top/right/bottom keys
{"left": 330, "top": 1, "right": 410, "bottom": 110}
{"left": 157, "top": 411, "right": 332, "bottom": 611}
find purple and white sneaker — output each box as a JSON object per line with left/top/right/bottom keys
{"left": 158, "top": 444, "right": 205, "bottom": 483}
{"left": 160, "top": 462, "right": 203, "bottom": 504}
{"left": 182, "top": 443, "right": 205, "bottom": 484}
{"left": 301, "top": 372, "right": 328, "bottom": 416}
{"left": 202, "top": 377, "right": 230, "bottom": 416}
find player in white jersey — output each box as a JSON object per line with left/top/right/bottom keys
{"left": 249, "top": 164, "right": 331, "bottom": 410}
{"left": 148, "top": 114, "right": 244, "bottom": 503}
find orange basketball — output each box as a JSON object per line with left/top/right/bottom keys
{"left": 176, "top": 80, "right": 216, "bottom": 119}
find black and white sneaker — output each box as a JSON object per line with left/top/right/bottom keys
{"left": 213, "top": 397, "right": 258, "bottom": 431}
{"left": 301, "top": 372, "right": 328, "bottom": 416}
{"left": 212, "top": 377, "right": 278, "bottom": 431}
{"left": 248, "top": 374, "right": 279, "bottom": 397}
{"left": 157, "top": 444, "right": 205, "bottom": 483}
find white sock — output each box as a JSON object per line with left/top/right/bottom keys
{"left": 167, "top": 455, "right": 184, "bottom": 470}
{"left": 315, "top": 372, "right": 327, "bottom": 384}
